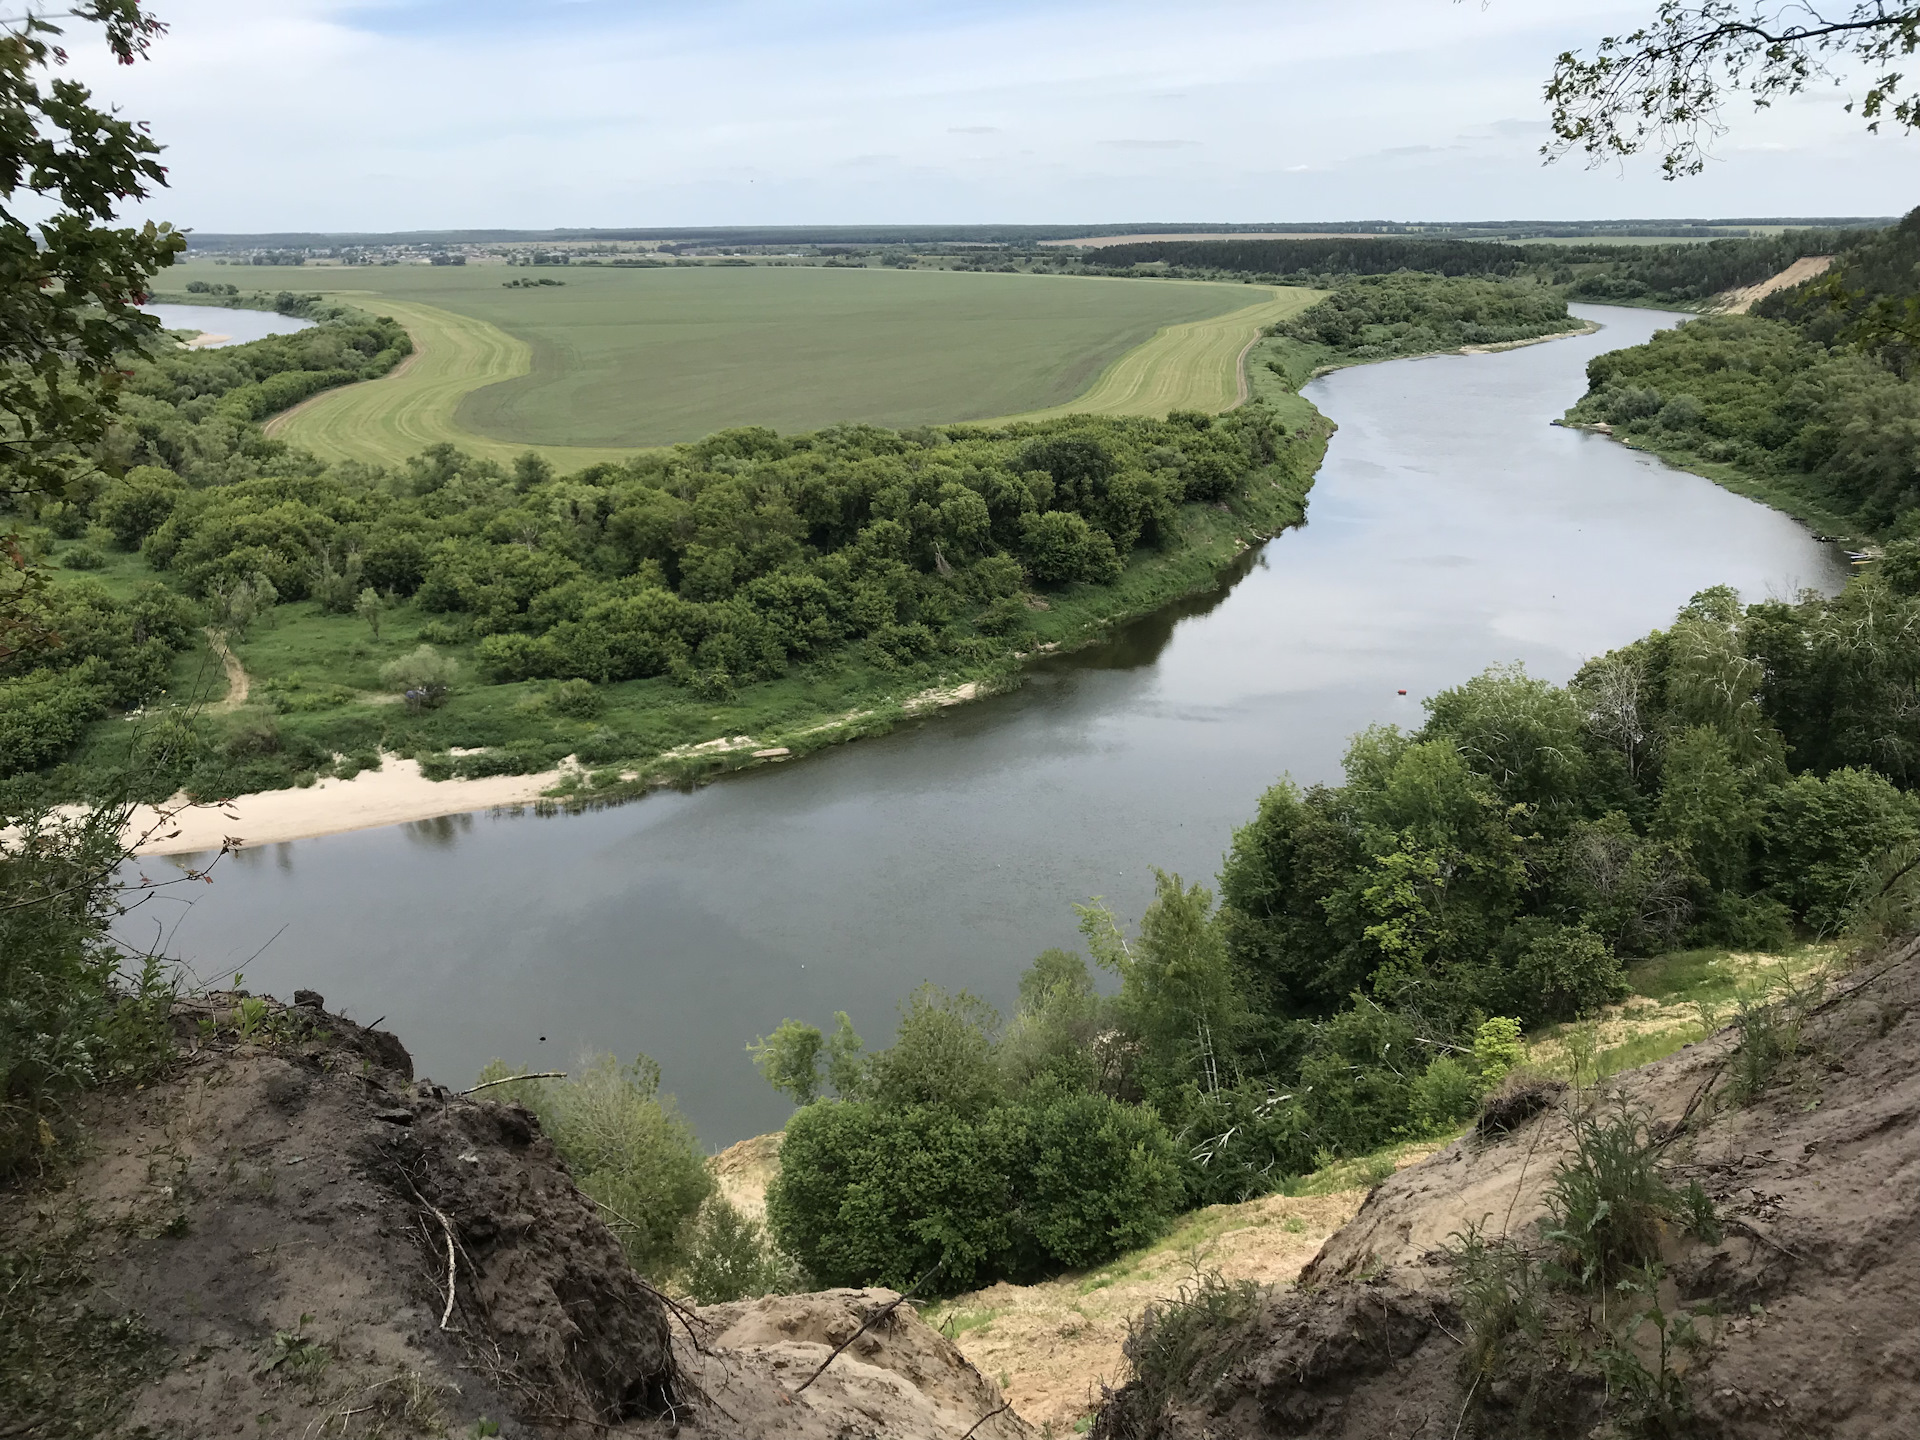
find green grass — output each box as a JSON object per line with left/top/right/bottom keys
{"left": 1524, "top": 943, "right": 1840, "bottom": 1085}
{"left": 175, "top": 262, "right": 1275, "bottom": 466}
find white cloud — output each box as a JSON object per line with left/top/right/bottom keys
{"left": 53, "top": 0, "right": 1917, "bottom": 229}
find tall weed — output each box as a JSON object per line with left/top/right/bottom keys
{"left": 1540, "top": 1099, "right": 1708, "bottom": 1291}
{"left": 1096, "top": 1271, "right": 1265, "bottom": 1439}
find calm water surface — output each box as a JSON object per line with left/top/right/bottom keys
{"left": 134, "top": 305, "right": 1845, "bottom": 1146}
{"left": 141, "top": 303, "right": 318, "bottom": 346}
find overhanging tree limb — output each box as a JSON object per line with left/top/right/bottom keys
{"left": 1539, "top": 1, "right": 1920, "bottom": 177}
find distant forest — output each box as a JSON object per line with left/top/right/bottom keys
{"left": 1087, "top": 229, "right": 1871, "bottom": 308}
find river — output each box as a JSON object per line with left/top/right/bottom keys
{"left": 141, "top": 303, "right": 318, "bottom": 346}
{"left": 133, "top": 304, "right": 1846, "bottom": 1148}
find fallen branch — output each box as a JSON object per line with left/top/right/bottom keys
{"left": 793, "top": 1260, "right": 944, "bottom": 1394}
{"left": 1806, "top": 935, "right": 1920, "bottom": 1020}
{"left": 1655, "top": 1056, "right": 1729, "bottom": 1155}
{"left": 1728, "top": 1216, "right": 1801, "bottom": 1261}
{"left": 960, "top": 1399, "right": 1013, "bottom": 1438}
{"left": 459, "top": 1071, "right": 566, "bottom": 1095}
{"left": 404, "top": 1180, "right": 459, "bottom": 1329}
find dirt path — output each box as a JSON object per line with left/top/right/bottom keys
{"left": 203, "top": 627, "right": 248, "bottom": 712}
{"left": 1233, "top": 326, "right": 1262, "bottom": 406}
{"left": 1716, "top": 254, "right": 1833, "bottom": 314}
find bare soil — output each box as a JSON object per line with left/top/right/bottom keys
{"left": 1, "top": 995, "right": 1037, "bottom": 1440}
{"left": 1715, "top": 256, "right": 1834, "bottom": 315}
{"left": 1091, "top": 935, "right": 1920, "bottom": 1439}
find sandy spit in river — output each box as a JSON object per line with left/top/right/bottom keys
{"left": 123, "top": 755, "right": 575, "bottom": 856}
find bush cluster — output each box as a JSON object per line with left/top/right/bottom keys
{"left": 7, "top": 300, "right": 1305, "bottom": 796}
{"left": 1276, "top": 273, "right": 1574, "bottom": 359}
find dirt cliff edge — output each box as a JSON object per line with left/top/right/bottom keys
{"left": 0, "top": 992, "right": 1030, "bottom": 1440}
{"left": 1093, "top": 938, "right": 1920, "bottom": 1440}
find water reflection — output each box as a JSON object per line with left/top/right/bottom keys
{"left": 1065, "top": 546, "right": 1267, "bottom": 672}
{"left": 131, "top": 306, "right": 1847, "bottom": 1148}
{"left": 406, "top": 814, "right": 475, "bottom": 848}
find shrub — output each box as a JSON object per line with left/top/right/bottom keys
{"left": 475, "top": 1053, "right": 712, "bottom": 1278}
{"left": 1019, "top": 510, "right": 1121, "bottom": 586}
{"left": 1472, "top": 1017, "right": 1525, "bottom": 1084}
{"left": 60, "top": 546, "right": 106, "bottom": 571}
{"left": 1409, "top": 1055, "right": 1481, "bottom": 1134}
{"left": 548, "top": 678, "right": 604, "bottom": 719}
{"left": 1512, "top": 924, "right": 1627, "bottom": 1023}
{"left": 1, "top": 807, "right": 176, "bottom": 1175}
{"left": 1008, "top": 1085, "right": 1182, "bottom": 1267}
{"left": 767, "top": 1100, "right": 1013, "bottom": 1293}
{"left": 1540, "top": 1099, "right": 1706, "bottom": 1289}
{"left": 0, "top": 663, "right": 111, "bottom": 778}
{"left": 379, "top": 645, "right": 458, "bottom": 708}
{"left": 677, "top": 1196, "right": 803, "bottom": 1304}
{"left": 1097, "top": 1273, "right": 1265, "bottom": 1439}
{"left": 1447, "top": 1222, "right": 1545, "bottom": 1392}
{"left": 96, "top": 466, "right": 186, "bottom": 548}
{"left": 766, "top": 1086, "right": 1182, "bottom": 1295}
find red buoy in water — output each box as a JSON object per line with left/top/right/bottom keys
{"left": 1397, "top": 689, "right": 1407, "bottom": 695}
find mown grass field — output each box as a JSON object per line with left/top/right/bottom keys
{"left": 261, "top": 297, "right": 638, "bottom": 470}
{"left": 991, "top": 285, "right": 1324, "bottom": 424}
{"left": 174, "top": 262, "right": 1290, "bottom": 468}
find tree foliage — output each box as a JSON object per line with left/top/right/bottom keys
{"left": 1566, "top": 210, "right": 1920, "bottom": 532}
{"left": 1276, "top": 274, "right": 1573, "bottom": 359}
{"left": 2, "top": 2, "right": 183, "bottom": 505}
{"left": 1545, "top": 2, "right": 1920, "bottom": 178}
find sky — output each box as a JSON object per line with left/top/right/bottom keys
{"left": 59, "top": 0, "right": 1920, "bottom": 232}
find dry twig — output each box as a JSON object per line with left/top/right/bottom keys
{"left": 460, "top": 1070, "right": 566, "bottom": 1095}
{"left": 793, "top": 1260, "right": 944, "bottom": 1394}
{"left": 960, "top": 1399, "right": 1014, "bottom": 1438}
{"left": 403, "top": 1180, "right": 460, "bottom": 1329}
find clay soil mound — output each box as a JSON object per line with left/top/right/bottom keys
{"left": 1093, "top": 936, "right": 1920, "bottom": 1439}
{"left": 1, "top": 993, "right": 1033, "bottom": 1440}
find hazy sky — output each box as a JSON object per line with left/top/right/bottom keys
{"left": 68, "top": 0, "right": 1918, "bottom": 231}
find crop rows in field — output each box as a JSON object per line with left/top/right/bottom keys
{"left": 238, "top": 264, "right": 1317, "bottom": 468}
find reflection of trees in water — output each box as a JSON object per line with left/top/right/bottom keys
{"left": 1053, "top": 542, "right": 1271, "bottom": 674}
{"left": 405, "top": 814, "right": 474, "bottom": 848}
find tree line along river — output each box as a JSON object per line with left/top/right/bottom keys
{"left": 134, "top": 304, "right": 1846, "bottom": 1147}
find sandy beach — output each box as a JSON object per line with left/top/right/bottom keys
{"left": 124, "top": 756, "right": 573, "bottom": 856}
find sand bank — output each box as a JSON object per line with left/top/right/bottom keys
{"left": 125, "top": 756, "right": 573, "bottom": 857}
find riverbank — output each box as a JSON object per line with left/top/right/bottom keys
{"left": 121, "top": 417, "right": 1331, "bottom": 855}
{"left": 1553, "top": 419, "right": 1872, "bottom": 542}
{"left": 1306, "top": 319, "right": 1603, "bottom": 377}
{"left": 124, "top": 679, "right": 1008, "bottom": 856}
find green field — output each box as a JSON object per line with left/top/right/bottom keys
{"left": 177, "top": 262, "right": 1286, "bottom": 467}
